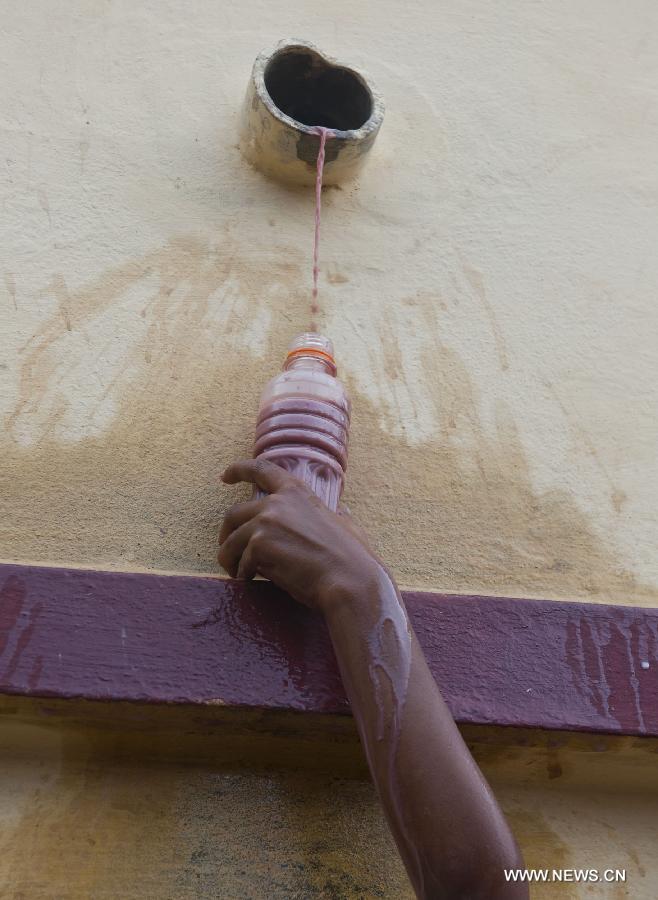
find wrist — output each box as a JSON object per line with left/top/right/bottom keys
{"left": 316, "top": 555, "right": 388, "bottom": 620}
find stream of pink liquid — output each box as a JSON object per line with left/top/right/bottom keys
{"left": 311, "top": 126, "right": 332, "bottom": 328}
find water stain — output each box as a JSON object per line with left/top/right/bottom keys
{"left": 1, "top": 236, "right": 304, "bottom": 574}
{"left": 0, "top": 724, "right": 410, "bottom": 899}
{"left": 461, "top": 261, "right": 510, "bottom": 372}
{"left": 4, "top": 271, "right": 17, "bottom": 311}
{"left": 500, "top": 806, "right": 577, "bottom": 899}
{"left": 0, "top": 727, "right": 183, "bottom": 898}
{"left": 1, "top": 235, "right": 656, "bottom": 607}
{"left": 611, "top": 489, "right": 628, "bottom": 514}
{"left": 175, "top": 771, "right": 408, "bottom": 898}
{"left": 347, "top": 306, "right": 657, "bottom": 603}
{"left": 546, "top": 749, "right": 563, "bottom": 780}
{"left": 40, "top": 274, "right": 73, "bottom": 333}
{"left": 378, "top": 321, "right": 403, "bottom": 382}
{"left": 327, "top": 269, "right": 349, "bottom": 284}
{"left": 547, "top": 381, "right": 628, "bottom": 514}
{"left": 628, "top": 847, "right": 646, "bottom": 878}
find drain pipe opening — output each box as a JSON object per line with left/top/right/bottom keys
{"left": 241, "top": 40, "right": 385, "bottom": 186}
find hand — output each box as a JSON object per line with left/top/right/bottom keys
{"left": 218, "top": 458, "right": 380, "bottom": 611}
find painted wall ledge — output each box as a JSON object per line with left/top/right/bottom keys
{"left": 0, "top": 563, "right": 656, "bottom": 737}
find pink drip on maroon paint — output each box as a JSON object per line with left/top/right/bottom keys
{"left": 359, "top": 567, "right": 425, "bottom": 898}
{"left": 311, "top": 126, "right": 332, "bottom": 329}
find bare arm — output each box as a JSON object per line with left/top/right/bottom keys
{"left": 219, "top": 459, "right": 528, "bottom": 900}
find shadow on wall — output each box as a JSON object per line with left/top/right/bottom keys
{"left": 2, "top": 235, "right": 655, "bottom": 606}
{"left": 0, "top": 721, "right": 411, "bottom": 898}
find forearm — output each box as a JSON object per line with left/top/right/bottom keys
{"left": 218, "top": 460, "right": 526, "bottom": 897}
{"left": 323, "top": 564, "right": 527, "bottom": 899}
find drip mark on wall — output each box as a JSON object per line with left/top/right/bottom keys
{"left": 37, "top": 189, "right": 52, "bottom": 228}
{"left": 4, "top": 271, "right": 17, "bottom": 311}
{"left": 461, "top": 262, "right": 509, "bottom": 372}
{"left": 565, "top": 615, "right": 655, "bottom": 732}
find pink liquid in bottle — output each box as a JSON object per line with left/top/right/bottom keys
{"left": 253, "top": 333, "right": 350, "bottom": 511}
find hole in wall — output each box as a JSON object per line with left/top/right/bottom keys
{"left": 264, "top": 48, "right": 373, "bottom": 131}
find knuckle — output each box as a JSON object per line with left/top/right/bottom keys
{"left": 262, "top": 493, "right": 285, "bottom": 520}
{"left": 258, "top": 510, "right": 274, "bottom": 527}
{"left": 263, "top": 493, "right": 281, "bottom": 513}
{"left": 250, "top": 526, "right": 267, "bottom": 552}
{"left": 285, "top": 479, "right": 306, "bottom": 498}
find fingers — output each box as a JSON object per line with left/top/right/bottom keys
{"left": 218, "top": 519, "right": 257, "bottom": 577}
{"left": 222, "top": 458, "right": 295, "bottom": 494}
{"left": 219, "top": 498, "right": 264, "bottom": 545}
{"left": 236, "top": 540, "right": 259, "bottom": 581}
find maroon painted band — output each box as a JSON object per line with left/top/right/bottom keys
{"left": 0, "top": 564, "right": 656, "bottom": 736}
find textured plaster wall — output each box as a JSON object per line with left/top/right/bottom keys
{"left": 1, "top": 1, "right": 658, "bottom": 604}
{"left": 1, "top": 7, "right": 656, "bottom": 895}
{"left": 0, "top": 710, "right": 656, "bottom": 899}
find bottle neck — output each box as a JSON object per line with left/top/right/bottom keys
{"left": 284, "top": 354, "right": 335, "bottom": 375}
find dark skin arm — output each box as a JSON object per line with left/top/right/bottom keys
{"left": 219, "top": 459, "right": 528, "bottom": 900}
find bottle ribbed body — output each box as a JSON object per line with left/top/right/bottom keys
{"left": 253, "top": 334, "right": 350, "bottom": 511}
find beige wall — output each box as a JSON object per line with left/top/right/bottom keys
{"left": 1, "top": 4, "right": 657, "bottom": 897}
{"left": 1, "top": 1, "right": 657, "bottom": 604}
{"left": 0, "top": 702, "right": 656, "bottom": 900}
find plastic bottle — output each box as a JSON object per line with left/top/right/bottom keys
{"left": 253, "top": 333, "right": 351, "bottom": 511}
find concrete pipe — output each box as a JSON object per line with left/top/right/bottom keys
{"left": 240, "top": 39, "right": 385, "bottom": 186}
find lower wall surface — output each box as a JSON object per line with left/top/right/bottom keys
{"left": 0, "top": 702, "right": 655, "bottom": 899}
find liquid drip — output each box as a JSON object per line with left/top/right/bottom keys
{"left": 311, "top": 126, "right": 332, "bottom": 329}
{"left": 360, "top": 568, "right": 426, "bottom": 898}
